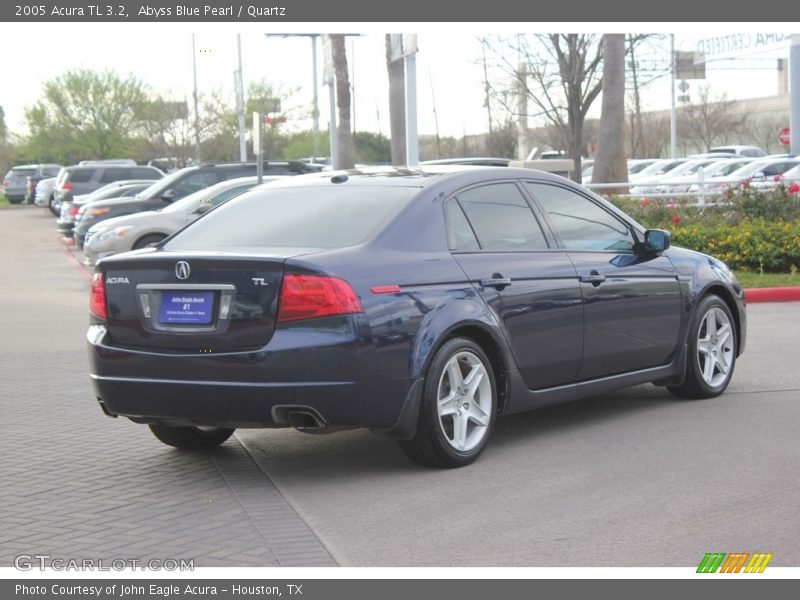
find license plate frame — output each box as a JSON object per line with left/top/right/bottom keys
{"left": 158, "top": 290, "right": 215, "bottom": 325}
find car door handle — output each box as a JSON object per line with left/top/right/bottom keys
{"left": 480, "top": 276, "right": 512, "bottom": 289}
{"left": 580, "top": 271, "right": 606, "bottom": 286}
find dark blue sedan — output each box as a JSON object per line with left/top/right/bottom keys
{"left": 87, "top": 167, "right": 746, "bottom": 467}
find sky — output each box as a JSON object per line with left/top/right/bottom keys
{"left": 0, "top": 22, "right": 795, "bottom": 147}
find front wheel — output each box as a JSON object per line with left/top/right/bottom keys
{"left": 148, "top": 424, "right": 235, "bottom": 449}
{"left": 399, "top": 338, "right": 497, "bottom": 468}
{"left": 132, "top": 234, "right": 167, "bottom": 250}
{"left": 668, "top": 295, "right": 737, "bottom": 399}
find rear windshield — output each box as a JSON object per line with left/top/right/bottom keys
{"left": 10, "top": 168, "right": 36, "bottom": 178}
{"left": 165, "top": 185, "right": 417, "bottom": 251}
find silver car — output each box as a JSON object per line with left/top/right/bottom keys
{"left": 83, "top": 176, "right": 282, "bottom": 265}
{"left": 34, "top": 177, "right": 59, "bottom": 213}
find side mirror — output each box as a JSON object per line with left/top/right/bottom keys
{"left": 644, "top": 229, "right": 671, "bottom": 254}
{"left": 160, "top": 189, "right": 177, "bottom": 202}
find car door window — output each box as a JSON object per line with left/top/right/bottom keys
{"left": 444, "top": 199, "right": 480, "bottom": 251}
{"left": 454, "top": 183, "right": 548, "bottom": 251}
{"left": 526, "top": 183, "right": 634, "bottom": 252}
{"left": 99, "top": 168, "right": 133, "bottom": 183}
{"left": 171, "top": 172, "right": 218, "bottom": 199}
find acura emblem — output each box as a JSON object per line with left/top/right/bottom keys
{"left": 175, "top": 261, "right": 191, "bottom": 280}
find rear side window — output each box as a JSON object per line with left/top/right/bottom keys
{"left": 43, "top": 167, "right": 62, "bottom": 177}
{"left": 132, "top": 167, "right": 161, "bottom": 179}
{"left": 99, "top": 168, "right": 133, "bottom": 183}
{"left": 166, "top": 186, "right": 416, "bottom": 250}
{"left": 67, "top": 169, "right": 93, "bottom": 183}
{"left": 453, "top": 183, "right": 548, "bottom": 251}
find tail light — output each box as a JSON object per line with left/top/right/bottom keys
{"left": 90, "top": 273, "right": 107, "bottom": 320}
{"left": 61, "top": 182, "right": 73, "bottom": 191}
{"left": 277, "top": 274, "right": 362, "bottom": 324}
{"left": 69, "top": 204, "right": 80, "bottom": 217}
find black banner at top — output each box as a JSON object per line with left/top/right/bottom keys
{"left": 1, "top": 0, "right": 798, "bottom": 22}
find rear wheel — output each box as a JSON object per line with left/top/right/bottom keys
{"left": 148, "top": 424, "right": 235, "bottom": 449}
{"left": 668, "top": 295, "right": 737, "bottom": 399}
{"left": 399, "top": 337, "right": 496, "bottom": 468}
{"left": 48, "top": 196, "right": 59, "bottom": 216}
{"left": 133, "top": 234, "right": 167, "bottom": 250}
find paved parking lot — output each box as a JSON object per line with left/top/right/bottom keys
{"left": 1, "top": 206, "right": 798, "bottom": 568}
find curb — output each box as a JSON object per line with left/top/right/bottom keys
{"left": 744, "top": 287, "right": 800, "bottom": 303}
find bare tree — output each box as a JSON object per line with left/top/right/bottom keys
{"left": 678, "top": 86, "right": 748, "bottom": 152}
{"left": 483, "top": 34, "right": 603, "bottom": 182}
{"left": 330, "top": 34, "right": 355, "bottom": 169}
{"left": 385, "top": 35, "right": 406, "bottom": 165}
{"left": 592, "top": 34, "right": 627, "bottom": 187}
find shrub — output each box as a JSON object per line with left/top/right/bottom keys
{"left": 606, "top": 186, "right": 800, "bottom": 273}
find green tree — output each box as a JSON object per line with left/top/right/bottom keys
{"left": 354, "top": 132, "right": 391, "bottom": 164}
{"left": 23, "top": 69, "right": 149, "bottom": 162}
{"left": 0, "top": 105, "right": 6, "bottom": 143}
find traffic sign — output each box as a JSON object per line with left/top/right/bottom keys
{"left": 779, "top": 127, "right": 790, "bottom": 146}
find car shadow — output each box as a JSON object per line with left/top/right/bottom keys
{"left": 226, "top": 383, "right": 687, "bottom": 480}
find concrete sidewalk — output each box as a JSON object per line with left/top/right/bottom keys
{"left": 0, "top": 207, "right": 336, "bottom": 568}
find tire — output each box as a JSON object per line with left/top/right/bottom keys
{"left": 132, "top": 234, "right": 167, "bottom": 250}
{"left": 148, "top": 424, "right": 235, "bottom": 449}
{"left": 399, "top": 337, "right": 497, "bottom": 468}
{"left": 668, "top": 295, "right": 737, "bottom": 399}
{"left": 48, "top": 196, "right": 59, "bottom": 216}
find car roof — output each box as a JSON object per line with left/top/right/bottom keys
{"left": 256, "top": 165, "right": 576, "bottom": 191}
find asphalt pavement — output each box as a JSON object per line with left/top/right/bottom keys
{"left": 1, "top": 205, "right": 798, "bottom": 568}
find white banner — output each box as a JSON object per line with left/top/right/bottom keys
{"left": 695, "top": 33, "right": 798, "bottom": 63}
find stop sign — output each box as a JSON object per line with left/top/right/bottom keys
{"left": 779, "top": 127, "right": 790, "bottom": 146}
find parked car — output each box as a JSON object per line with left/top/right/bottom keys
{"left": 24, "top": 164, "right": 63, "bottom": 204}
{"left": 73, "top": 161, "right": 322, "bottom": 247}
{"left": 629, "top": 158, "right": 730, "bottom": 195}
{"left": 421, "top": 158, "right": 511, "bottom": 167}
{"left": 83, "top": 176, "right": 275, "bottom": 264}
{"left": 704, "top": 158, "right": 800, "bottom": 192}
{"left": 34, "top": 177, "right": 59, "bottom": 214}
{"left": 57, "top": 180, "right": 162, "bottom": 240}
{"left": 87, "top": 166, "right": 746, "bottom": 468}
{"left": 629, "top": 158, "right": 690, "bottom": 182}
{"left": 52, "top": 163, "right": 164, "bottom": 213}
{"left": 3, "top": 164, "right": 62, "bottom": 203}
{"left": 708, "top": 145, "right": 766, "bottom": 158}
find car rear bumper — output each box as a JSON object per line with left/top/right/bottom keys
{"left": 87, "top": 324, "right": 414, "bottom": 431}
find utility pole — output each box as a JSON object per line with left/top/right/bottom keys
{"left": 670, "top": 34, "right": 677, "bottom": 159}
{"left": 236, "top": 34, "right": 246, "bottom": 162}
{"left": 404, "top": 34, "right": 419, "bottom": 167}
{"left": 791, "top": 35, "right": 800, "bottom": 155}
{"left": 191, "top": 34, "right": 201, "bottom": 163}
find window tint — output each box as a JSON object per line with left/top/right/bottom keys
{"left": 99, "top": 168, "right": 133, "bottom": 183}
{"left": 211, "top": 185, "right": 253, "bottom": 206}
{"left": 165, "top": 186, "right": 415, "bottom": 251}
{"left": 526, "top": 183, "right": 634, "bottom": 252}
{"left": 455, "top": 183, "right": 547, "bottom": 251}
{"left": 43, "top": 167, "right": 61, "bottom": 177}
{"left": 132, "top": 167, "right": 161, "bottom": 179}
{"left": 445, "top": 199, "right": 480, "bottom": 251}
{"left": 67, "top": 169, "right": 93, "bottom": 183}
{"left": 170, "top": 172, "right": 218, "bottom": 199}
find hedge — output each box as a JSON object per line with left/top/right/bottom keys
{"left": 606, "top": 184, "right": 800, "bottom": 272}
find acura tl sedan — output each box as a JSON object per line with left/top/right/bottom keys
{"left": 87, "top": 167, "right": 746, "bottom": 468}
